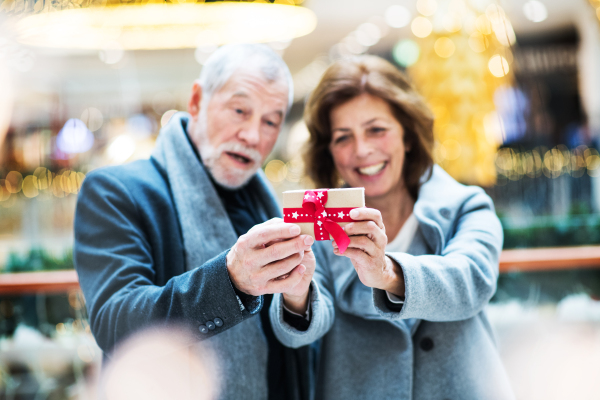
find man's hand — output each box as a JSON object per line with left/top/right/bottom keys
{"left": 281, "top": 247, "right": 315, "bottom": 315}
{"left": 226, "top": 218, "right": 314, "bottom": 297}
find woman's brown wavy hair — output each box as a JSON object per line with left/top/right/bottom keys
{"left": 303, "top": 55, "right": 435, "bottom": 200}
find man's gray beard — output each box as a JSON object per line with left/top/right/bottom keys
{"left": 199, "top": 141, "right": 263, "bottom": 189}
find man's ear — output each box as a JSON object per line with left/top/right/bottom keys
{"left": 188, "top": 80, "right": 203, "bottom": 119}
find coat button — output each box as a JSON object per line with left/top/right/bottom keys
{"left": 214, "top": 318, "right": 223, "bottom": 327}
{"left": 206, "top": 321, "right": 216, "bottom": 330}
{"left": 439, "top": 208, "right": 451, "bottom": 219}
{"left": 420, "top": 337, "right": 434, "bottom": 351}
{"left": 199, "top": 325, "right": 209, "bottom": 334}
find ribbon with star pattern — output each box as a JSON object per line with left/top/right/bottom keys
{"left": 283, "top": 189, "right": 356, "bottom": 254}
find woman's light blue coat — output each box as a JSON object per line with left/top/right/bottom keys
{"left": 270, "top": 165, "right": 515, "bottom": 400}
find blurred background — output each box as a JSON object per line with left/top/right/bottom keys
{"left": 1, "top": 0, "right": 600, "bottom": 398}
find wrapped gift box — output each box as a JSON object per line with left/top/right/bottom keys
{"left": 282, "top": 188, "right": 365, "bottom": 253}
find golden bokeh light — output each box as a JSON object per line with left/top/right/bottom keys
{"left": 434, "top": 37, "right": 455, "bottom": 58}
{"left": 416, "top": 0, "right": 438, "bottom": 16}
{"left": 488, "top": 55, "right": 510, "bottom": 77}
{"left": 5, "top": 171, "right": 23, "bottom": 193}
{"left": 483, "top": 111, "right": 505, "bottom": 144}
{"left": 475, "top": 15, "right": 493, "bottom": 35}
{"left": 265, "top": 160, "right": 287, "bottom": 183}
{"left": 408, "top": 0, "right": 514, "bottom": 186}
{"left": 0, "top": 181, "right": 10, "bottom": 202}
{"left": 485, "top": 4, "right": 506, "bottom": 25}
{"left": 411, "top": 17, "right": 433, "bottom": 38}
{"left": 468, "top": 31, "right": 488, "bottom": 52}
{"left": 495, "top": 146, "right": 600, "bottom": 181}
{"left": 443, "top": 139, "right": 462, "bottom": 160}
{"left": 442, "top": 13, "right": 462, "bottom": 32}
{"left": 22, "top": 175, "right": 39, "bottom": 198}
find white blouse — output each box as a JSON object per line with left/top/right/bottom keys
{"left": 385, "top": 213, "right": 418, "bottom": 304}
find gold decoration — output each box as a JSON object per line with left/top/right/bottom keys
{"left": 408, "top": 0, "right": 515, "bottom": 186}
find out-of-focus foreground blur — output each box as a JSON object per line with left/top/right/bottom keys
{"left": 1, "top": 0, "right": 600, "bottom": 399}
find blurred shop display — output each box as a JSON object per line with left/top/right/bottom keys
{"left": 0, "top": 290, "right": 100, "bottom": 399}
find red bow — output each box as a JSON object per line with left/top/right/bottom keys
{"left": 283, "top": 189, "right": 356, "bottom": 254}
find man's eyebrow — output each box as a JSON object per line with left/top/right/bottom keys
{"left": 231, "top": 91, "right": 250, "bottom": 99}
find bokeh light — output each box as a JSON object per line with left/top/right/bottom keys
{"left": 355, "top": 22, "right": 381, "bottom": 47}
{"left": 411, "top": 17, "right": 433, "bottom": 38}
{"left": 80, "top": 107, "right": 104, "bottom": 132}
{"left": 393, "top": 39, "right": 421, "bottom": 67}
{"left": 161, "top": 110, "right": 178, "bottom": 127}
{"left": 22, "top": 176, "right": 39, "bottom": 198}
{"left": 56, "top": 119, "right": 95, "bottom": 154}
{"left": 488, "top": 54, "right": 510, "bottom": 77}
{"left": 476, "top": 15, "right": 493, "bottom": 35}
{"left": 416, "top": 0, "right": 438, "bottom": 17}
{"left": 442, "top": 12, "right": 462, "bottom": 33}
{"left": 523, "top": 1, "right": 548, "bottom": 23}
{"left": 384, "top": 5, "right": 411, "bottom": 28}
{"left": 264, "top": 160, "right": 287, "bottom": 183}
{"left": 434, "top": 37, "right": 455, "bottom": 58}
{"left": 107, "top": 135, "right": 136, "bottom": 164}
{"left": 5, "top": 171, "right": 23, "bottom": 193}
{"left": 468, "top": 31, "right": 488, "bottom": 52}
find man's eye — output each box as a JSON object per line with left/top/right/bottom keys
{"left": 235, "top": 108, "right": 244, "bottom": 115}
{"left": 265, "top": 120, "right": 277, "bottom": 127}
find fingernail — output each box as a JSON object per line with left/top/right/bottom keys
{"left": 289, "top": 225, "right": 301, "bottom": 236}
{"left": 304, "top": 235, "right": 314, "bottom": 246}
{"left": 350, "top": 209, "right": 359, "bottom": 219}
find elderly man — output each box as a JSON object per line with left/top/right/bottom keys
{"left": 74, "top": 44, "right": 329, "bottom": 399}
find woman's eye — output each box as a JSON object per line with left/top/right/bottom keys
{"left": 333, "top": 135, "right": 349, "bottom": 144}
{"left": 369, "top": 127, "right": 386, "bottom": 134}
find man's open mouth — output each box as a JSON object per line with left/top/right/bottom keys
{"left": 226, "top": 151, "right": 252, "bottom": 165}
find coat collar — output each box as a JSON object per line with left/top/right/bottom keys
{"left": 413, "top": 165, "right": 482, "bottom": 255}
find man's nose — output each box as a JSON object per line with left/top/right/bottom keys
{"left": 237, "top": 117, "right": 261, "bottom": 146}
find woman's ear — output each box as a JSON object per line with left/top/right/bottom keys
{"left": 188, "top": 80, "right": 203, "bottom": 119}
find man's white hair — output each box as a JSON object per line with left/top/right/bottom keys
{"left": 198, "top": 43, "right": 294, "bottom": 111}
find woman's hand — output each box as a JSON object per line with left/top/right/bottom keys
{"left": 282, "top": 247, "right": 316, "bottom": 315}
{"left": 333, "top": 208, "right": 405, "bottom": 297}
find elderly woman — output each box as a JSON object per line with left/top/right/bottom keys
{"left": 270, "top": 55, "right": 515, "bottom": 400}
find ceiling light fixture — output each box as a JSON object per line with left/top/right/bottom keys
{"left": 10, "top": 0, "right": 317, "bottom": 50}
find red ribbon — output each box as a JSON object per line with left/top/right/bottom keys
{"left": 283, "top": 189, "right": 356, "bottom": 254}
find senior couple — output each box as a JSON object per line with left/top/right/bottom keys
{"left": 74, "top": 44, "right": 514, "bottom": 399}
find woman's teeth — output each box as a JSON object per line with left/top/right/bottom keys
{"left": 358, "top": 162, "right": 386, "bottom": 176}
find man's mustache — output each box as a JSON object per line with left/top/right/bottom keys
{"left": 215, "top": 142, "right": 262, "bottom": 166}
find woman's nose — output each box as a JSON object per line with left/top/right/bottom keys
{"left": 353, "top": 135, "right": 374, "bottom": 158}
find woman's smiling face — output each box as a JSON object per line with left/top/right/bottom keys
{"left": 329, "top": 93, "right": 409, "bottom": 199}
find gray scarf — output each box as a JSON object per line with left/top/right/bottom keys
{"left": 151, "top": 112, "right": 279, "bottom": 399}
